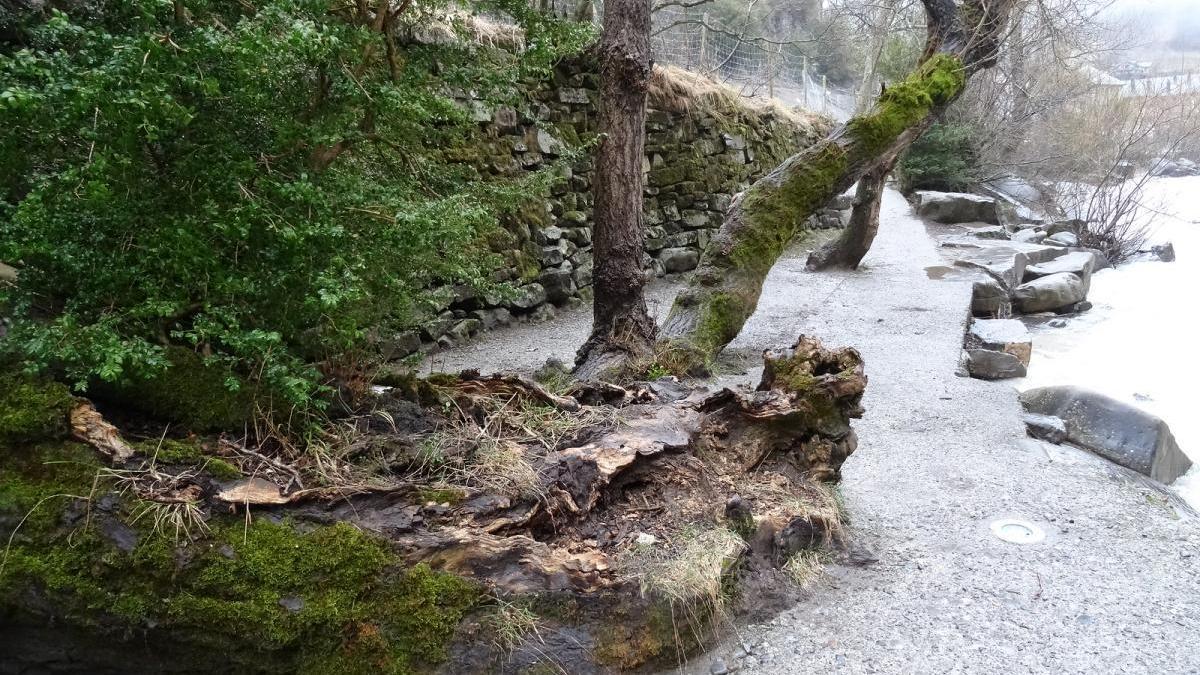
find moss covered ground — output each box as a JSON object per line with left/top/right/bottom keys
{"left": 0, "top": 377, "right": 482, "bottom": 674}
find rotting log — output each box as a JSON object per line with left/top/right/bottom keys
{"left": 2, "top": 336, "right": 867, "bottom": 673}
{"left": 661, "top": 0, "right": 1015, "bottom": 367}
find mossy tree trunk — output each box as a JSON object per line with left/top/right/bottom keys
{"left": 805, "top": 153, "right": 901, "bottom": 271}
{"left": 660, "top": 0, "right": 1014, "bottom": 365}
{"left": 574, "top": 0, "right": 656, "bottom": 381}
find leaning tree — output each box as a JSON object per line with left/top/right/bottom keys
{"left": 652, "top": 0, "right": 1017, "bottom": 368}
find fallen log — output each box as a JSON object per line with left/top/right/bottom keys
{"left": 2, "top": 335, "right": 867, "bottom": 673}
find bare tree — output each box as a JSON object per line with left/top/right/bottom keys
{"left": 574, "top": 0, "right": 657, "bottom": 380}
{"left": 656, "top": 0, "right": 1016, "bottom": 369}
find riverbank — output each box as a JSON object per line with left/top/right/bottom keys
{"left": 1020, "top": 175, "right": 1200, "bottom": 509}
{"left": 432, "top": 188, "right": 1200, "bottom": 673}
{"left": 683, "top": 188, "right": 1200, "bottom": 675}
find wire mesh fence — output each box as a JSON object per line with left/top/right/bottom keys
{"left": 649, "top": 4, "right": 857, "bottom": 119}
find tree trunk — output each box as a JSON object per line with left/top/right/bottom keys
{"left": 574, "top": 0, "right": 656, "bottom": 381}
{"left": 659, "top": 0, "right": 1013, "bottom": 367}
{"left": 805, "top": 153, "right": 900, "bottom": 271}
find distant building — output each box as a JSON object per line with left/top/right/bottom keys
{"left": 1112, "top": 62, "right": 1152, "bottom": 80}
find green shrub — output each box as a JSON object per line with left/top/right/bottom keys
{"left": 896, "top": 122, "right": 979, "bottom": 193}
{"left": 0, "top": 0, "right": 590, "bottom": 422}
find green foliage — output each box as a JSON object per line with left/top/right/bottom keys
{"left": 0, "top": 443, "right": 483, "bottom": 673}
{"left": 896, "top": 122, "right": 979, "bottom": 193}
{"left": 0, "top": 0, "right": 590, "bottom": 420}
{"left": 0, "top": 373, "right": 74, "bottom": 444}
{"left": 102, "top": 346, "right": 257, "bottom": 431}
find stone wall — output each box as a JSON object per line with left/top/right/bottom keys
{"left": 394, "top": 58, "right": 832, "bottom": 357}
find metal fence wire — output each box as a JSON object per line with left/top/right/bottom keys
{"left": 648, "top": 4, "right": 856, "bottom": 119}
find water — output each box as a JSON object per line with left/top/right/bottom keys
{"left": 1019, "top": 176, "right": 1200, "bottom": 507}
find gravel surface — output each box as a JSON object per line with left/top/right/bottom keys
{"left": 429, "top": 190, "right": 1200, "bottom": 674}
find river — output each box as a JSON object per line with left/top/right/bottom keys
{"left": 1020, "top": 175, "right": 1200, "bottom": 507}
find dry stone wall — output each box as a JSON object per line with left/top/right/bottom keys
{"left": 393, "top": 58, "right": 832, "bottom": 358}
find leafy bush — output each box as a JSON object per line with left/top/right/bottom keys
{"left": 0, "top": 0, "right": 589, "bottom": 417}
{"left": 896, "top": 122, "right": 979, "bottom": 193}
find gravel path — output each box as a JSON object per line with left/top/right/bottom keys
{"left": 429, "top": 190, "right": 1200, "bottom": 674}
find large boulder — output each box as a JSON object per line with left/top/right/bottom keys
{"left": 1012, "top": 272, "right": 1086, "bottom": 314}
{"left": 965, "top": 349, "right": 1026, "bottom": 380}
{"left": 971, "top": 276, "right": 1010, "bottom": 317}
{"left": 1024, "top": 251, "right": 1099, "bottom": 297}
{"left": 966, "top": 319, "right": 1032, "bottom": 366}
{"left": 915, "top": 191, "right": 1000, "bottom": 224}
{"left": 1020, "top": 386, "right": 1193, "bottom": 483}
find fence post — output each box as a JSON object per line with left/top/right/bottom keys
{"left": 699, "top": 12, "right": 709, "bottom": 71}
{"left": 802, "top": 55, "right": 809, "bottom": 107}
{"left": 821, "top": 74, "right": 828, "bottom": 112}
{"left": 767, "top": 46, "right": 776, "bottom": 99}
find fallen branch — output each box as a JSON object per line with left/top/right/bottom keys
{"left": 70, "top": 401, "right": 135, "bottom": 463}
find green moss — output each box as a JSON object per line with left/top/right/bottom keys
{"left": 134, "top": 438, "right": 204, "bottom": 464}
{"left": 593, "top": 598, "right": 716, "bottom": 670}
{"left": 132, "top": 438, "right": 241, "bottom": 479}
{"left": 845, "top": 54, "right": 966, "bottom": 160}
{"left": 0, "top": 374, "right": 75, "bottom": 444}
{"left": 733, "top": 143, "right": 849, "bottom": 276}
{"left": 201, "top": 457, "right": 242, "bottom": 480}
{"left": 693, "top": 291, "right": 752, "bottom": 360}
{"left": 1, "top": 446, "right": 482, "bottom": 673}
{"left": 105, "top": 347, "right": 257, "bottom": 432}
{"left": 415, "top": 487, "right": 465, "bottom": 505}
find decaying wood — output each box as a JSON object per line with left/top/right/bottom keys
{"left": 69, "top": 401, "right": 135, "bottom": 463}
{"left": 453, "top": 370, "right": 581, "bottom": 412}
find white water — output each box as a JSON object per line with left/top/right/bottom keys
{"left": 1020, "top": 176, "right": 1200, "bottom": 508}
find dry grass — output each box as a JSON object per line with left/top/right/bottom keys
{"left": 783, "top": 548, "right": 832, "bottom": 587}
{"left": 422, "top": 389, "right": 617, "bottom": 500}
{"left": 636, "top": 527, "right": 746, "bottom": 611}
{"left": 648, "top": 64, "right": 829, "bottom": 130}
{"left": 486, "top": 599, "right": 545, "bottom": 654}
{"left": 100, "top": 465, "right": 210, "bottom": 543}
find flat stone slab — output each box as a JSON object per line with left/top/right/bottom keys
{"left": 967, "top": 319, "right": 1032, "bottom": 366}
{"left": 1020, "top": 385, "right": 1194, "bottom": 483}
{"left": 1025, "top": 251, "right": 1098, "bottom": 282}
{"left": 916, "top": 191, "right": 1000, "bottom": 224}
{"left": 946, "top": 240, "right": 1066, "bottom": 291}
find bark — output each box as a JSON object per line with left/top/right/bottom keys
{"left": 805, "top": 153, "right": 899, "bottom": 271}
{"left": 660, "top": 0, "right": 1014, "bottom": 366}
{"left": 574, "top": 0, "right": 656, "bottom": 380}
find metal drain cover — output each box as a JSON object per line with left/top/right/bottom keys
{"left": 990, "top": 518, "right": 1045, "bottom": 544}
